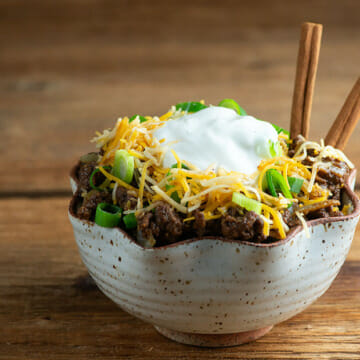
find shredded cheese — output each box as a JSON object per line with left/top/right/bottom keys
{"left": 296, "top": 211, "right": 310, "bottom": 238}
{"left": 86, "top": 105, "right": 353, "bottom": 242}
{"left": 152, "top": 186, "right": 188, "bottom": 213}
{"left": 137, "top": 161, "right": 151, "bottom": 209}
{"left": 98, "top": 166, "right": 139, "bottom": 193}
{"left": 261, "top": 204, "right": 286, "bottom": 239}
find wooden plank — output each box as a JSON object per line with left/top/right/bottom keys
{"left": 1, "top": 29, "right": 360, "bottom": 192}
{"left": 1, "top": 197, "right": 360, "bottom": 359}
{"left": 0, "top": 0, "right": 359, "bottom": 40}
{"left": 0, "top": 0, "right": 359, "bottom": 193}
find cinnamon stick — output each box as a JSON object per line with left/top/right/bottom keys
{"left": 325, "top": 77, "right": 360, "bottom": 150}
{"left": 290, "top": 22, "right": 323, "bottom": 139}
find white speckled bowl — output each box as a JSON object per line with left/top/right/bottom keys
{"left": 69, "top": 165, "right": 360, "bottom": 346}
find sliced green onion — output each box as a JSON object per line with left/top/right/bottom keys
{"left": 123, "top": 213, "right": 137, "bottom": 229}
{"left": 112, "top": 150, "right": 134, "bottom": 184}
{"left": 269, "top": 140, "right": 281, "bottom": 157}
{"left": 232, "top": 192, "right": 262, "bottom": 214}
{"left": 170, "top": 191, "right": 181, "bottom": 203}
{"left": 265, "top": 170, "right": 278, "bottom": 197}
{"left": 288, "top": 177, "right": 304, "bottom": 194}
{"left": 129, "top": 115, "right": 147, "bottom": 123}
{"left": 264, "top": 169, "right": 292, "bottom": 199}
{"left": 218, "top": 99, "right": 247, "bottom": 116}
{"left": 175, "top": 101, "right": 207, "bottom": 113}
{"left": 89, "top": 166, "right": 112, "bottom": 190}
{"left": 171, "top": 162, "right": 190, "bottom": 170}
{"left": 95, "top": 203, "right": 122, "bottom": 228}
{"left": 166, "top": 163, "right": 190, "bottom": 179}
{"left": 165, "top": 184, "right": 175, "bottom": 191}
{"left": 271, "top": 123, "right": 290, "bottom": 137}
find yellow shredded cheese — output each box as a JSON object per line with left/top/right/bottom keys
{"left": 263, "top": 209, "right": 270, "bottom": 236}
{"left": 98, "top": 166, "right": 138, "bottom": 193}
{"left": 137, "top": 161, "right": 151, "bottom": 210}
{"left": 87, "top": 104, "right": 352, "bottom": 242}
{"left": 152, "top": 186, "right": 188, "bottom": 213}
{"left": 171, "top": 149, "right": 182, "bottom": 168}
{"left": 262, "top": 204, "right": 286, "bottom": 239}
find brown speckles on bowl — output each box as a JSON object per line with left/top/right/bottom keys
{"left": 68, "top": 167, "right": 360, "bottom": 345}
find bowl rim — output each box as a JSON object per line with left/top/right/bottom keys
{"left": 69, "top": 162, "right": 360, "bottom": 250}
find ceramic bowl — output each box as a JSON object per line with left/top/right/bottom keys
{"left": 69, "top": 164, "right": 360, "bottom": 346}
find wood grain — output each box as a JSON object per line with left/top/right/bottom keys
{"left": 1, "top": 197, "right": 360, "bottom": 359}
{"left": 1, "top": 1, "right": 360, "bottom": 358}
{"left": 0, "top": 1, "right": 359, "bottom": 193}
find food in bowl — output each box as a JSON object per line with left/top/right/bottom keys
{"left": 71, "top": 99, "right": 355, "bottom": 248}
{"left": 68, "top": 21, "right": 360, "bottom": 346}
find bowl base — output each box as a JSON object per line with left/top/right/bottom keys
{"left": 154, "top": 325, "right": 273, "bottom": 347}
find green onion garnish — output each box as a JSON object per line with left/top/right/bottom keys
{"left": 288, "top": 177, "right": 304, "bottom": 194}
{"left": 170, "top": 191, "right": 181, "bottom": 203}
{"left": 265, "top": 170, "right": 278, "bottom": 197}
{"left": 175, "top": 101, "right": 207, "bottom": 113}
{"left": 89, "top": 166, "right": 112, "bottom": 190}
{"left": 166, "top": 163, "right": 190, "bottom": 180}
{"left": 95, "top": 203, "right": 122, "bottom": 228}
{"left": 264, "top": 169, "right": 292, "bottom": 199}
{"left": 165, "top": 184, "right": 175, "bottom": 191}
{"left": 123, "top": 213, "right": 137, "bottom": 229}
{"left": 257, "top": 119, "right": 289, "bottom": 137}
{"left": 171, "top": 162, "right": 190, "bottom": 170}
{"left": 232, "top": 192, "right": 262, "bottom": 214}
{"left": 218, "top": 99, "right": 247, "bottom": 116}
{"left": 271, "top": 123, "right": 290, "bottom": 137}
{"left": 269, "top": 140, "right": 281, "bottom": 157}
{"left": 112, "top": 150, "right": 134, "bottom": 184}
{"left": 129, "top": 115, "right": 147, "bottom": 123}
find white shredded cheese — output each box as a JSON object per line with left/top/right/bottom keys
{"left": 295, "top": 211, "right": 310, "bottom": 238}
{"left": 112, "top": 182, "right": 118, "bottom": 204}
{"left": 152, "top": 186, "right": 188, "bottom": 213}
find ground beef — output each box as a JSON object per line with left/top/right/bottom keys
{"left": 77, "top": 156, "right": 106, "bottom": 191}
{"left": 137, "top": 201, "right": 183, "bottom": 246}
{"left": 306, "top": 208, "right": 330, "bottom": 220}
{"left": 76, "top": 190, "right": 112, "bottom": 221}
{"left": 282, "top": 204, "right": 301, "bottom": 228}
{"left": 316, "top": 159, "right": 349, "bottom": 201}
{"left": 306, "top": 206, "right": 343, "bottom": 220}
{"left": 283, "top": 201, "right": 343, "bottom": 225}
{"left": 193, "top": 210, "right": 206, "bottom": 237}
{"left": 317, "top": 159, "right": 349, "bottom": 184}
{"left": 138, "top": 205, "right": 266, "bottom": 245}
{"left": 288, "top": 135, "right": 305, "bottom": 157}
{"left": 74, "top": 147, "right": 350, "bottom": 246}
{"left": 288, "top": 136, "right": 350, "bottom": 203}
{"left": 206, "top": 218, "right": 222, "bottom": 237}
{"left": 155, "top": 202, "right": 183, "bottom": 243}
{"left": 221, "top": 209, "right": 265, "bottom": 243}
{"left": 77, "top": 161, "right": 97, "bottom": 191}
{"left": 115, "top": 186, "right": 137, "bottom": 211}
{"left": 138, "top": 212, "right": 160, "bottom": 241}
{"left": 330, "top": 208, "right": 343, "bottom": 217}
{"left": 302, "top": 150, "right": 319, "bottom": 166}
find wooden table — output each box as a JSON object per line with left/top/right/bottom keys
{"left": 1, "top": 1, "right": 360, "bottom": 358}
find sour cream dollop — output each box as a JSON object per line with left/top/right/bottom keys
{"left": 154, "top": 106, "right": 278, "bottom": 175}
